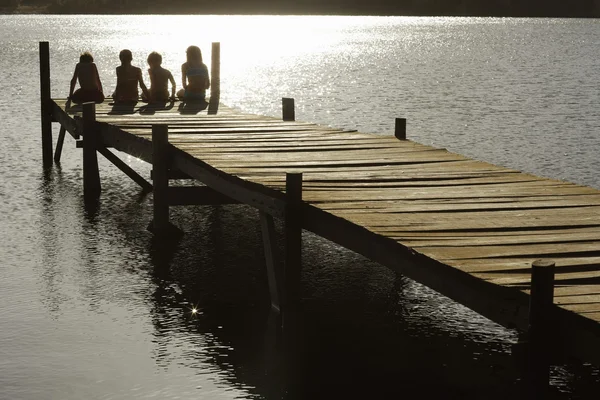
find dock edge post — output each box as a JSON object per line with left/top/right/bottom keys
{"left": 210, "top": 42, "right": 220, "bottom": 101}
{"left": 283, "top": 172, "right": 302, "bottom": 329}
{"left": 395, "top": 118, "right": 406, "bottom": 140}
{"left": 82, "top": 103, "right": 101, "bottom": 201}
{"left": 527, "top": 259, "right": 556, "bottom": 397}
{"left": 39, "top": 41, "right": 53, "bottom": 168}
{"left": 282, "top": 98, "right": 295, "bottom": 121}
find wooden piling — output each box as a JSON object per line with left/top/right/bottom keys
{"left": 260, "top": 212, "right": 281, "bottom": 314}
{"left": 528, "top": 259, "right": 556, "bottom": 397}
{"left": 282, "top": 98, "right": 295, "bottom": 121}
{"left": 53, "top": 126, "right": 66, "bottom": 163}
{"left": 151, "top": 124, "right": 170, "bottom": 234}
{"left": 39, "top": 41, "right": 53, "bottom": 168}
{"left": 284, "top": 173, "right": 303, "bottom": 320}
{"left": 210, "top": 42, "right": 220, "bottom": 101}
{"left": 82, "top": 103, "right": 101, "bottom": 201}
{"left": 395, "top": 118, "right": 406, "bottom": 140}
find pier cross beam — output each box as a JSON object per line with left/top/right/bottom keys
{"left": 82, "top": 103, "right": 101, "bottom": 201}
{"left": 39, "top": 41, "right": 53, "bottom": 168}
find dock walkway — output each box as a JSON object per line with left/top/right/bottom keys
{"left": 48, "top": 97, "right": 600, "bottom": 366}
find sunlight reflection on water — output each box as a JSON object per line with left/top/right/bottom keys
{"left": 1, "top": 14, "right": 599, "bottom": 400}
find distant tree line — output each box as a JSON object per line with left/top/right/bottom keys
{"left": 3, "top": 0, "right": 600, "bottom": 17}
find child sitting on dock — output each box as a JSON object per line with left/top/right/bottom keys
{"left": 176, "top": 45, "right": 210, "bottom": 102}
{"left": 144, "top": 51, "right": 176, "bottom": 103}
{"left": 68, "top": 52, "right": 105, "bottom": 104}
{"left": 112, "top": 49, "right": 150, "bottom": 103}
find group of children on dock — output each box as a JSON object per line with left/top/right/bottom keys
{"left": 68, "top": 46, "right": 210, "bottom": 104}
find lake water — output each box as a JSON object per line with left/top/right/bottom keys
{"left": 1, "top": 15, "right": 599, "bottom": 399}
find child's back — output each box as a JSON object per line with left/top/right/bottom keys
{"left": 147, "top": 52, "right": 176, "bottom": 102}
{"left": 113, "top": 49, "right": 149, "bottom": 103}
{"left": 69, "top": 52, "right": 104, "bottom": 104}
{"left": 115, "top": 64, "right": 142, "bottom": 101}
{"left": 77, "top": 62, "right": 100, "bottom": 91}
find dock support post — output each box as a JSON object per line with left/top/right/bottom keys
{"left": 210, "top": 42, "right": 220, "bottom": 100}
{"left": 39, "top": 41, "right": 53, "bottom": 168}
{"left": 282, "top": 98, "right": 295, "bottom": 121}
{"left": 283, "top": 173, "right": 302, "bottom": 329}
{"left": 260, "top": 212, "right": 281, "bottom": 314}
{"left": 395, "top": 118, "right": 406, "bottom": 140}
{"left": 527, "top": 259, "right": 556, "bottom": 398}
{"left": 150, "top": 124, "right": 182, "bottom": 236}
{"left": 82, "top": 103, "right": 101, "bottom": 201}
{"left": 152, "top": 124, "right": 169, "bottom": 233}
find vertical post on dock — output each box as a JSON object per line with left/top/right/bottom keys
{"left": 210, "top": 42, "right": 220, "bottom": 101}
{"left": 284, "top": 173, "right": 302, "bottom": 328}
{"left": 395, "top": 118, "right": 406, "bottom": 140}
{"left": 282, "top": 98, "right": 295, "bottom": 121}
{"left": 527, "top": 259, "right": 556, "bottom": 398}
{"left": 152, "top": 124, "right": 170, "bottom": 234}
{"left": 39, "top": 41, "right": 53, "bottom": 168}
{"left": 82, "top": 103, "right": 101, "bottom": 201}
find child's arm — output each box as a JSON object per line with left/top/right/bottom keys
{"left": 204, "top": 65, "right": 210, "bottom": 90}
{"left": 69, "top": 64, "right": 79, "bottom": 98}
{"left": 169, "top": 72, "right": 176, "bottom": 99}
{"left": 181, "top": 64, "right": 187, "bottom": 90}
{"left": 138, "top": 68, "right": 150, "bottom": 101}
{"left": 113, "top": 67, "right": 120, "bottom": 98}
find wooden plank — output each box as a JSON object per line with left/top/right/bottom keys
{"left": 300, "top": 203, "right": 533, "bottom": 330}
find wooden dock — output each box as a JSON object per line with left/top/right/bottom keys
{"left": 39, "top": 42, "right": 599, "bottom": 387}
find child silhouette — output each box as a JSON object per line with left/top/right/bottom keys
{"left": 68, "top": 52, "right": 104, "bottom": 104}
{"left": 144, "top": 51, "right": 176, "bottom": 103}
{"left": 112, "top": 49, "right": 150, "bottom": 103}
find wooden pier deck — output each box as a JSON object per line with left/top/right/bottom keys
{"left": 48, "top": 97, "right": 600, "bottom": 366}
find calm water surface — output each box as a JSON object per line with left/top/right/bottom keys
{"left": 1, "top": 15, "right": 599, "bottom": 399}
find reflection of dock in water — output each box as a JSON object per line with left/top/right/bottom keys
{"left": 39, "top": 41, "right": 600, "bottom": 393}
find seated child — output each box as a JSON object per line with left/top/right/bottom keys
{"left": 68, "top": 52, "right": 105, "bottom": 104}
{"left": 144, "top": 51, "right": 176, "bottom": 103}
{"left": 112, "top": 49, "right": 150, "bottom": 103}
{"left": 176, "top": 45, "right": 210, "bottom": 102}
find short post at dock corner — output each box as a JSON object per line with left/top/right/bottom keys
{"left": 527, "top": 259, "right": 556, "bottom": 398}
{"left": 210, "top": 42, "right": 220, "bottom": 101}
{"left": 39, "top": 41, "right": 53, "bottom": 168}
{"left": 282, "top": 98, "right": 295, "bottom": 121}
{"left": 395, "top": 117, "right": 406, "bottom": 140}
{"left": 82, "top": 102, "right": 101, "bottom": 202}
